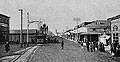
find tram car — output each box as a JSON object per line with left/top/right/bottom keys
{"left": 36, "top": 34, "right": 48, "bottom": 44}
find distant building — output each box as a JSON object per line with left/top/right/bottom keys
{"left": 67, "top": 22, "right": 92, "bottom": 42}
{"left": 0, "top": 14, "right": 10, "bottom": 43}
{"left": 9, "top": 29, "right": 38, "bottom": 43}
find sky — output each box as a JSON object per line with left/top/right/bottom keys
{"left": 0, "top": 0, "right": 120, "bottom": 34}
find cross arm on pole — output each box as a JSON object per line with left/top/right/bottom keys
{"left": 28, "top": 21, "right": 39, "bottom": 24}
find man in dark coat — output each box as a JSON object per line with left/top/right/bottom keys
{"left": 61, "top": 40, "right": 64, "bottom": 50}
{"left": 86, "top": 41, "right": 90, "bottom": 51}
{"left": 95, "top": 42, "right": 98, "bottom": 51}
{"left": 90, "top": 42, "right": 93, "bottom": 52}
{"left": 5, "top": 42, "right": 10, "bottom": 52}
{"left": 113, "top": 41, "right": 118, "bottom": 57}
{"left": 99, "top": 42, "right": 102, "bottom": 52}
{"left": 102, "top": 43, "right": 105, "bottom": 52}
{"left": 111, "top": 43, "right": 114, "bottom": 55}
{"left": 93, "top": 42, "right": 96, "bottom": 52}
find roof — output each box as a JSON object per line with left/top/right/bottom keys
{"left": 74, "top": 22, "right": 92, "bottom": 30}
{"left": 85, "top": 20, "right": 110, "bottom": 28}
{"left": 0, "top": 14, "right": 10, "bottom": 18}
{"left": 10, "top": 29, "right": 38, "bottom": 34}
{"left": 107, "top": 14, "right": 120, "bottom": 21}
{"left": 65, "top": 22, "right": 92, "bottom": 33}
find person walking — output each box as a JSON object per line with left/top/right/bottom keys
{"left": 95, "top": 42, "right": 98, "bottom": 51}
{"left": 111, "top": 43, "right": 114, "bottom": 56}
{"left": 86, "top": 41, "right": 90, "bottom": 51}
{"left": 113, "top": 41, "right": 118, "bottom": 57}
{"left": 99, "top": 42, "right": 102, "bottom": 52}
{"left": 5, "top": 42, "right": 10, "bottom": 52}
{"left": 61, "top": 40, "right": 64, "bottom": 50}
{"left": 90, "top": 42, "right": 93, "bottom": 52}
{"left": 93, "top": 42, "right": 95, "bottom": 52}
{"left": 102, "top": 43, "right": 105, "bottom": 52}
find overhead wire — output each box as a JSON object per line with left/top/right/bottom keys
{"left": 0, "top": 1, "right": 43, "bottom": 25}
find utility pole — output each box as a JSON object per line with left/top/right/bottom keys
{"left": 27, "top": 12, "right": 29, "bottom": 46}
{"left": 73, "top": 18, "right": 80, "bottom": 42}
{"left": 77, "top": 20, "right": 78, "bottom": 42}
{"left": 63, "top": 29, "right": 64, "bottom": 38}
{"left": 56, "top": 29, "right": 58, "bottom": 36}
{"left": 26, "top": 13, "right": 40, "bottom": 45}
{"left": 19, "top": 9, "right": 23, "bottom": 48}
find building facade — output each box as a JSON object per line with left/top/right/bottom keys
{"left": 9, "top": 29, "right": 38, "bottom": 43}
{"left": 0, "top": 14, "right": 10, "bottom": 43}
{"left": 79, "top": 20, "right": 110, "bottom": 42}
{"left": 109, "top": 15, "right": 120, "bottom": 44}
{"left": 85, "top": 20, "right": 111, "bottom": 34}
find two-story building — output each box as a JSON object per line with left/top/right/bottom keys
{"left": 107, "top": 14, "right": 120, "bottom": 44}
{"left": 0, "top": 14, "right": 10, "bottom": 44}
{"left": 67, "top": 22, "right": 92, "bottom": 41}
{"left": 79, "top": 20, "right": 111, "bottom": 42}
{"left": 86, "top": 20, "right": 111, "bottom": 34}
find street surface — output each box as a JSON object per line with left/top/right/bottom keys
{"left": 27, "top": 39, "right": 119, "bottom": 62}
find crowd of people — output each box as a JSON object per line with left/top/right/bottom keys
{"left": 79, "top": 41, "right": 120, "bottom": 57}
{"left": 110, "top": 41, "right": 120, "bottom": 57}
{"left": 5, "top": 37, "right": 120, "bottom": 58}
{"left": 85, "top": 41, "right": 105, "bottom": 52}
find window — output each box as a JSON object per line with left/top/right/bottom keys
{"left": 93, "top": 28, "right": 96, "bottom": 31}
{"left": 96, "top": 21, "right": 104, "bottom": 25}
{"left": 100, "top": 22, "right": 104, "bottom": 24}
{"left": 104, "top": 28, "right": 107, "bottom": 30}
{"left": 113, "top": 25, "right": 118, "bottom": 31}
{"left": 113, "top": 33, "right": 119, "bottom": 43}
{"left": 0, "top": 17, "right": 2, "bottom": 21}
{"left": 104, "top": 28, "right": 107, "bottom": 33}
{"left": 96, "top": 22, "right": 100, "bottom": 24}
{"left": 116, "top": 33, "right": 118, "bottom": 36}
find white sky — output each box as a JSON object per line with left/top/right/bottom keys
{"left": 0, "top": 0, "right": 120, "bottom": 34}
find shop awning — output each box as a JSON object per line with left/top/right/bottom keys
{"left": 100, "top": 33, "right": 110, "bottom": 39}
